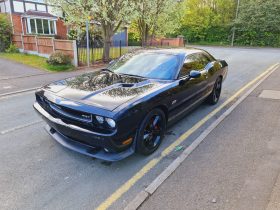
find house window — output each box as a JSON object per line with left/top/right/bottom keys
{"left": 13, "top": 1, "right": 24, "bottom": 13}
{"left": 27, "top": 18, "right": 56, "bottom": 35}
{"left": 36, "top": 4, "right": 46, "bottom": 12}
{"left": 30, "top": 19, "right": 36, "bottom": 33}
{"left": 27, "top": 0, "right": 46, "bottom": 3}
{"left": 25, "top": 2, "right": 35, "bottom": 11}
{"left": 36, "top": 19, "right": 43, "bottom": 33}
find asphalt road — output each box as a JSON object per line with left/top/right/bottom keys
{"left": 0, "top": 47, "right": 280, "bottom": 210}
{"left": 140, "top": 62, "right": 280, "bottom": 210}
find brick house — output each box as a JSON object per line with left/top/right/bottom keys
{"left": 0, "top": 0, "right": 67, "bottom": 39}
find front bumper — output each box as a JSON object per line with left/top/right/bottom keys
{"left": 33, "top": 102, "right": 135, "bottom": 161}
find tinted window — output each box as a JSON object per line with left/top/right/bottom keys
{"left": 197, "top": 53, "right": 211, "bottom": 66}
{"left": 179, "top": 54, "right": 197, "bottom": 77}
{"left": 179, "top": 53, "right": 211, "bottom": 78}
{"left": 109, "top": 52, "right": 179, "bottom": 80}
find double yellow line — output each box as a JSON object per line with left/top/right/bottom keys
{"left": 97, "top": 63, "right": 280, "bottom": 210}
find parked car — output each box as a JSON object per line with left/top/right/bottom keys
{"left": 34, "top": 48, "right": 228, "bottom": 161}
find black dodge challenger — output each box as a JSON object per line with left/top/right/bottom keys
{"left": 34, "top": 48, "right": 228, "bottom": 161}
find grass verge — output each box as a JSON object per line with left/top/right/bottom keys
{"left": 0, "top": 53, "right": 74, "bottom": 72}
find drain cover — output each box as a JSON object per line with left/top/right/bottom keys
{"left": 259, "top": 90, "right": 280, "bottom": 100}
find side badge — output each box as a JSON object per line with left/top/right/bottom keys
{"left": 172, "top": 100, "right": 177, "bottom": 105}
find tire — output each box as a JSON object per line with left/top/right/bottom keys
{"left": 136, "top": 108, "right": 166, "bottom": 155}
{"left": 207, "top": 76, "right": 222, "bottom": 105}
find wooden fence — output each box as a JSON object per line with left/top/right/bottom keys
{"left": 12, "top": 34, "right": 78, "bottom": 66}
{"left": 147, "top": 37, "right": 185, "bottom": 47}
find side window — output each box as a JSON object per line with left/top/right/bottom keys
{"left": 198, "top": 53, "right": 211, "bottom": 66}
{"left": 179, "top": 53, "right": 210, "bottom": 78}
{"left": 179, "top": 55, "right": 196, "bottom": 78}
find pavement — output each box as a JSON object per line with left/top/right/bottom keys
{"left": 0, "top": 47, "right": 280, "bottom": 210}
{"left": 140, "top": 66, "right": 280, "bottom": 210}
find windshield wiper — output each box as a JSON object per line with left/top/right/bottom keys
{"left": 101, "top": 68, "right": 115, "bottom": 74}
{"left": 118, "top": 73, "right": 147, "bottom": 79}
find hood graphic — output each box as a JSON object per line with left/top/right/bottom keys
{"left": 43, "top": 71, "right": 165, "bottom": 111}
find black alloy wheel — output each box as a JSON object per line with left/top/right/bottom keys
{"left": 207, "top": 76, "right": 222, "bottom": 105}
{"left": 136, "top": 109, "right": 166, "bottom": 155}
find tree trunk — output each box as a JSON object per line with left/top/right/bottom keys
{"left": 103, "top": 35, "right": 111, "bottom": 62}
{"left": 138, "top": 18, "right": 147, "bottom": 47}
{"left": 102, "top": 24, "right": 113, "bottom": 62}
{"left": 145, "top": 24, "right": 149, "bottom": 46}
{"left": 141, "top": 29, "right": 146, "bottom": 47}
{"left": 102, "top": 21, "right": 122, "bottom": 62}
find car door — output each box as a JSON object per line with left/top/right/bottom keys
{"left": 168, "top": 54, "right": 208, "bottom": 118}
{"left": 202, "top": 52, "right": 222, "bottom": 94}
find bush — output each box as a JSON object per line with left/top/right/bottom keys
{"left": 0, "top": 14, "right": 12, "bottom": 52}
{"left": 47, "top": 52, "right": 72, "bottom": 65}
{"left": 5, "top": 44, "right": 19, "bottom": 53}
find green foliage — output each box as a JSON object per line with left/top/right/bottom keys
{"left": 46, "top": 63, "right": 74, "bottom": 71}
{"left": 234, "top": 0, "right": 280, "bottom": 47}
{"left": 176, "top": 0, "right": 235, "bottom": 44}
{"left": 0, "top": 14, "right": 12, "bottom": 52}
{"left": 134, "top": 0, "right": 182, "bottom": 45}
{"left": 47, "top": 52, "right": 72, "bottom": 65}
{"left": 174, "top": 0, "right": 280, "bottom": 47}
{"left": 5, "top": 44, "right": 19, "bottom": 53}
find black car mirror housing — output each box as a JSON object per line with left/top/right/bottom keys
{"left": 189, "top": 70, "right": 201, "bottom": 79}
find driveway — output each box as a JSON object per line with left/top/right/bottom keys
{"left": 0, "top": 47, "right": 280, "bottom": 210}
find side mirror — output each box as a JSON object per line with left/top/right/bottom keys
{"left": 189, "top": 70, "right": 201, "bottom": 79}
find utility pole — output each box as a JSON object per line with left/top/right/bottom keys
{"left": 231, "top": 0, "right": 240, "bottom": 46}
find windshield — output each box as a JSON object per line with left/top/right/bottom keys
{"left": 108, "top": 52, "right": 179, "bottom": 80}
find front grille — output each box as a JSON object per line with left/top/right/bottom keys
{"left": 36, "top": 95, "right": 113, "bottom": 134}
{"left": 49, "top": 101, "right": 92, "bottom": 123}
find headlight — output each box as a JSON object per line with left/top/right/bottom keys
{"left": 95, "top": 115, "right": 104, "bottom": 124}
{"left": 95, "top": 115, "right": 116, "bottom": 128}
{"left": 105, "top": 118, "right": 116, "bottom": 128}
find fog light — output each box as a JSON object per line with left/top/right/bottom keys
{"left": 105, "top": 118, "right": 116, "bottom": 128}
{"left": 95, "top": 116, "right": 104, "bottom": 124}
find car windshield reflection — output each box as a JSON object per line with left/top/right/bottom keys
{"left": 108, "top": 52, "right": 179, "bottom": 80}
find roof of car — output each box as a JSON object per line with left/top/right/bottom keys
{"left": 133, "top": 48, "right": 206, "bottom": 57}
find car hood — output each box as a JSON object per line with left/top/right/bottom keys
{"left": 43, "top": 71, "right": 167, "bottom": 111}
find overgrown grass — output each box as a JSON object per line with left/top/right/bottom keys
{"left": 0, "top": 53, "right": 74, "bottom": 72}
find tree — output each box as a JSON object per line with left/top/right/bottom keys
{"left": 134, "top": 0, "right": 179, "bottom": 46}
{"left": 177, "top": 0, "right": 236, "bottom": 43}
{"left": 93, "top": 0, "right": 135, "bottom": 61}
{"left": 0, "top": 14, "right": 12, "bottom": 52}
{"left": 47, "top": 0, "right": 135, "bottom": 61}
{"left": 235, "top": 0, "right": 280, "bottom": 46}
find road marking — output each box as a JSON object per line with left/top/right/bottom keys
{"left": 126, "top": 63, "right": 280, "bottom": 210}
{"left": 0, "top": 120, "right": 43, "bottom": 135}
{"left": 0, "top": 87, "right": 39, "bottom": 99}
{"left": 96, "top": 63, "right": 280, "bottom": 210}
{"left": 0, "top": 73, "right": 51, "bottom": 81}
